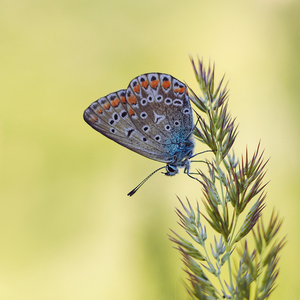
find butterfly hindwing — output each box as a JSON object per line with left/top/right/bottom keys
{"left": 126, "top": 73, "right": 194, "bottom": 160}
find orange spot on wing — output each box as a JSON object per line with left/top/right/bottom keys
{"left": 179, "top": 86, "right": 185, "bottom": 93}
{"left": 162, "top": 80, "right": 171, "bottom": 89}
{"left": 133, "top": 84, "right": 140, "bottom": 93}
{"left": 97, "top": 107, "right": 103, "bottom": 114}
{"left": 120, "top": 96, "right": 126, "bottom": 103}
{"left": 141, "top": 80, "right": 148, "bottom": 88}
{"left": 174, "top": 88, "right": 179, "bottom": 93}
{"left": 111, "top": 98, "right": 120, "bottom": 107}
{"left": 128, "top": 107, "right": 135, "bottom": 116}
{"left": 103, "top": 103, "right": 110, "bottom": 110}
{"left": 91, "top": 115, "right": 97, "bottom": 122}
{"left": 127, "top": 95, "right": 137, "bottom": 105}
{"left": 150, "top": 79, "right": 159, "bottom": 89}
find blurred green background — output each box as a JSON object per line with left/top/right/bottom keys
{"left": 1, "top": 0, "right": 299, "bottom": 299}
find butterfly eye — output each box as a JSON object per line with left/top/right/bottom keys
{"left": 166, "top": 164, "right": 178, "bottom": 176}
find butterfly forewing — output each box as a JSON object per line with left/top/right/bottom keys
{"left": 84, "top": 89, "right": 168, "bottom": 162}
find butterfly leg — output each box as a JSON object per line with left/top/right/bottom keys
{"left": 184, "top": 160, "right": 202, "bottom": 184}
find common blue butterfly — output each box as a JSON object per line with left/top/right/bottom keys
{"left": 83, "top": 73, "right": 195, "bottom": 196}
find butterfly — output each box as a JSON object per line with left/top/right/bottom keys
{"left": 83, "top": 73, "right": 195, "bottom": 196}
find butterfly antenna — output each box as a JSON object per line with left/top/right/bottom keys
{"left": 127, "top": 165, "right": 167, "bottom": 196}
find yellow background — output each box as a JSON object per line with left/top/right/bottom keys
{"left": 1, "top": 0, "right": 299, "bottom": 299}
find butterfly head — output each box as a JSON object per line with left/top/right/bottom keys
{"left": 164, "top": 164, "right": 179, "bottom": 176}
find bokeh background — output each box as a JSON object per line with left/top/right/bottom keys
{"left": 1, "top": 0, "right": 299, "bottom": 299}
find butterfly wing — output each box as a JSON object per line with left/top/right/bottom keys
{"left": 125, "top": 73, "right": 194, "bottom": 162}
{"left": 83, "top": 73, "right": 194, "bottom": 164}
{"left": 84, "top": 89, "right": 168, "bottom": 162}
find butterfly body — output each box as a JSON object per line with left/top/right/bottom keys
{"left": 84, "top": 73, "right": 194, "bottom": 192}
